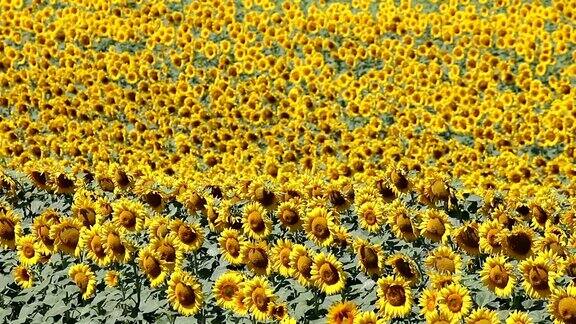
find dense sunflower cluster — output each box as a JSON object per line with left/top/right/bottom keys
{"left": 1, "top": 0, "right": 576, "bottom": 323}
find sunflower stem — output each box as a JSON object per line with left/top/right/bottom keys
{"left": 131, "top": 262, "right": 141, "bottom": 316}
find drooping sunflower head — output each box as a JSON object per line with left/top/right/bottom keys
{"left": 480, "top": 255, "right": 516, "bottom": 298}
{"left": 68, "top": 263, "right": 96, "bottom": 300}
{"left": 420, "top": 174, "right": 452, "bottom": 206}
{"left": 437, "top": 283, "right": 472, "bottom": 321}
{"left": 101, "top": 222, "right": 133, "bottom": 264}
{"left": 453, "top": 221, "right": 481, "bottom": 256}
{"left": 356, "top": 200, "right": 384, "bottom": 233}
{"left": 276, "top": 201, "right": 303, "bottom": 231}
{"left": 213, "top": 270, "right": 244, "bottom": 310}
{"left": 386, "top": 253, "right": 420, "bottom": 285}
{"left": 138, "top": 245, "right": 169, "bottom": 288}
{"left": 327, "top": 301, "right": 358, "bottom": 324}
{"left": 271, "top": 239, "right": 294, "bottom": 277}
{"left": 289, "top": 244, "right": 314, "bottom": 286}
{"left": 268, "top": 302, "right": 289, "bottom": 321}
{"left": 500, "top": 224, "right": 536, "bottom": 260}
{"left": 248, "top": 179, "right": 278, "bottom": 208}
{"left": 167, "top": 270, "right": 204, "bottom": 316}
{"left": 376, "top": 276, "right": 412, "bottom": 320}
{"left": 150, "top": 234, "right": 184, "bottom": 271}
{"left": 24, "top": 162, "right": 50, "bottom": 190}
{"left": 240, "top": 240, "right": 271, "bottom": 276}
{"left": 242, "top": 202, "right": 272, "bottom": 240}
{"left": 425, "top": 245, "right": 462, "bottom": 275}
{"left": 170, "top": 219, "right": 205, "bottom": 252}
{"left": 111, "top": 198, "right": 147, "bottom": 233}
{"left": 519, "top": 253, "right": 558, "bottom": 299}
{"left": 0, "top": 208, "right": 22, "bottom": 249}
{"left": 385, "top": 200, "right": 419, "bottom": 242}
{"left": 303, "top": 206, "right": 335, "bottom": 247}
{"left": 218, "top": 228, "right": 244, "bottom": 265}
{"left": 535, "top": 233, "right": 566, "bottom": 257}
{"left": 105, "top": 270, "right": 120, "bottom": 288}
{"left": 387, "top": 165, "right": 411, "bottom": 194}
{"left": 418, "top": 208, "right": 452, "bottom": 243}
{"left": 353, "top": 238, "right": 385, "bottom": 276}
{"left": 548, "top": 285, "right": 576, "bottom": 324}
{"left": 180, "top": 186, "right": 208, "bottom": 215}
{"left": 49, "top": 217, "right": 83, "bottom": 256}
{"left": 16, "top": 235, "right": 41, "bottom": 267}
{"left": 324, "top": 181, "right": 353, "bottom": 211}
{"left": 13, "top": 264, "right": 34, "bottom": 289}
{"left": 242, "top": 276, "right": 275, "bottom": 321}
{"left": 310, "top": 252, "right": 346, "bottom": 295}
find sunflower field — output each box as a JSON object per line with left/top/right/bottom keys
{"left": 1, "top": 0, "right": 576, "bottom": 323}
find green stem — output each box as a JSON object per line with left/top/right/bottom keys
{"left": 131, "top": 262, "right": 141, "bottom": 316}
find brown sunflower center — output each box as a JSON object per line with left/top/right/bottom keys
{"left": 119, "top": 210, "right": 136, "bottom": 229}
{"left": 392, "top": 172, "right": 409, "bottom": 190}
{"left": 394, "top": 258, "right": 415, "bottom": 279}
{"left": 396, "top": 212, "right": 414, "bottom": 234}
{"left": 486, "top": 228, "right": 501, "bottom": 248}
{"left": 248, "top": 248, "right": 268, "bottom": 269}
{"left": 458, "top": 226, "right": 480, "bottom": 250}
{"left": 435, "top": 256, "right": 455, "bottom": 273}
{"left": 145, "top": 192, "right": 162, "bottom": 208}
{"left": 280, "top": 208, "right": 299, "bottom": 226}
{"left": 362, "top": 209, "right": 377, "bottom": 225}
{"left": 178, "top": 224, "right": 196, "bottom": 244}
{"left": 557, "top": 296, "right": 576, "bottom": 321}
{"left": 445, "top": 293, "right": 463, "bottom": 312}
{"left": 0, "top": 218, "right": 15, "bottom": 241}
{"left": 528, "top": 266, "right": 549, "bottom": 291}
{"left": 359, "top": 246, "right": 379, "bottom": 269}
{"left": 59, "top": 226, "right": 79, "bottom": 249}
{"left": 507, "top": 232, "right": 532, "bottom": 256}
{"left": 78, "top": 208, "right": 96, "bottom": 227}
{"left": 296, "top": 255, "right": 312, "bottom": 277}
{"left": 279, "top": 247, "right": 291, "bottom": 267}
{"left": 17, "top": 268, "right": 30, "bottom": 281}
{"left": 532, "top": 205, "right": 548, "bottom": 225}
{"left": 157, "top": 242, "right": 176, "bottom": 262}
{"left": 251, "top": 287, "right": 269, "bottom": 311}
{"left": 99, "top": 178, "right": 115, "bottom": 192}
{"left": 74, "top": 272, "right": 89, "bottom": 292}
{"left": 430, "top": 180, "right": 449, "bottom": 200}
{"left": 488, "top": 265, "right": 509, "bottom": 288}
{"left": 221, "top": 283, "right": 237, "bottom": 300}
{"left": 38, "top": 225, "right": 54, "bottom": 246}
{"left": 116, "top": 171, "right": 130, "bottom": 187}
{"left": 107, "top": 232, "right": 125, "bottom": 255}
{"left": 311, "top": 216, "right": 330, "bottom": 240}
{"left": 90, "top": 235, "right": 105, "bottom": 257}
{"left": 57, "top": 174, "right": 74, "bottom": 189}
{"left": 247, "top": 211, "right": 265, "bottom": 232}
{"left": 386, "top": 284, "right": 407, "bottom": 306}
{"left": 175, "top": 282, "right": 196, "bottom": 307}
{"left": 31, "top": 171, "right": 47, "bottom": 185}
{"left": 22, "top": 244, "right": 35, "bottom": 258}
{"left": 426, "top": 218, "right": 445, "bottom": 239}
{"left": 225, "top": 237, "right": 240, "bottom": 257}
{"left": 143, "top": 255, "right": 162, "bottom": 278}
{"left": 319, "top": 262, "right": 339, "bottom": 285}
{"left": 328, "top": 190, "right": 346, "bottom": 207}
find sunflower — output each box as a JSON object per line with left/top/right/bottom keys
{"left": 13, "top": 265, "right": 33, "bottom": 288}
{"left": 242, "top": 202, "right": 272, "bottom": 240}
{"left": 429, "top": 273, "right": 462, "bottom": 290}
{"left": 68, "top": 263, "right": 96, "bottom": 300}
{"left": 505, "top": 311, "right": 533, "bottom": 324}
{"left": 146, "top": 216, "right": 171, "bottom": 240}
{"left": 376, "top": 276, "right": 412, "bottom": 320}
{"left": 332, "top": 224, "right": 352, "bottom": 248}
{"left": 72, "top": 193, "right": 98, "bottom": 228}
{"left": 170, "top": 219, "right": 204, "bottom": 252}
{"left": 353, "top": 238, "right": 385, "bottom": 276}
{"left": 466, "top": 308, "right": 500, "bottom": 324}
{"left": 271, "top": 239, "right": 294, "bottom": 277}
{"left": 500, "top": 224, "right": 536, "bottom": 260}
{"left": 548, "top": 285, "right": 576, "bottom": 324}
{"left": 101, "top": 223, "right": 133, "bottom": 264}
{"left": 213, "top": 271, "right": 244, "bottom": 310}
{"left": 32, "top": 210, "right": 59, "bottom": 254}
{"left": 353, "top": 310, "right": 384, "bottom": 324}
{"left": 559, "top": 254, "right": 576, "bottom": 280}
{"left": 204, "top": 197, "right": 227, "bottom": 232}
{"left": 150, "top": 234, "right": 184, "bottom": 271}
{"left": 268, "top": 302, "right": 289, "bottom": 321}
{"left": 310, "top": 252, "right": 346, "bottom": 295}
{"left": 453, "top": 221, "right": 481, "bottom": 256}
{"left": 519, "top": 253, "right": 558, "bottom": 299}
{"left": 437, "top": 283, "right": 472, "bottom": 321}
{"left": 425, "top": 245, "right": 462, "bottom": 275}
{"left": 241, "top": 240, "right": 271, "bottom": 276}
{"left": 105, "top": 270, "right": 119, "bottom": 288}
{"left": 388, "top": 166, "right": 412, "bottom": 195}
{"left": 233, "top": 287, "right": 249, "bottom": 316}
{"left": 24, "top": 163, "right": 50, "bottom": 190}
{"left": 51, "top": 168, "right": 77, "bottom": 194}
{"left": 419, "top": 287, "right": 438, "bottom": 320}
{"left": 480, "top": 255, "right": 516, "bottom": 298}
{"left": 16, "top": 235, "right": 40, "bottom": 266}
{"left": 419, "top": 174, "right": 453, "bottom": 207}
{"left": 138, "top": 245, "right": 169, "bottom": 288}
{"left": 535, "top": 233, "right": 566, "bottom": 257}
{"left": 276, "top": 201, "right": 303, "bottom": 231}
{"left": 0, "top": 208, "right": 22, "bottom": 249}
{"left": 242, "top": 276, "right": 275, "bottom": 321}
{"left": 111, "top": 198, "right": 147, "bottom": 233}
{"left": 478, "top": 218, "right": 504, "bottom": 255}
{"left": 50, "top": 217, "right": 83, "bottom": 256}
{"left": 327, "top": 301, "right": 358, "bottom": 324}
{"left": 289, "top": 244, "right": 315, "bottom": 286}
{"left": 426, "top": 311, "right": 458, "bottom": 324}
{"left": 218, "top": 229, "right": 244, "bottom": 265}
{"left": 385, "top": 201, "right": 419, "bottom": 241}
{"left": 418, "top": 209, "right": 452, "bottom": 243}
{"left": 167, "top": 270, "right": 203, "bottom": 316}
{"left": 386, "top": 253, "right": 420, "bottom": 285}
{"left": 357, "top": 200, "right": 384, "bottom": 233}
{"left": 247, "top": 179, "right": 278, "bottom": 208}
{"left": 303, "top": 206, "right": 335, "bottom": 247}
{"left": 78, "top": 224, "right": 109, "bottom": 267}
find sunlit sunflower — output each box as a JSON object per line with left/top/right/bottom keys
{"left": 353, "top": 310, "right": 385, "bottom": 324}
{"left": 289, "top": 244, "right": 315, "bottom": 286}
{"left": 425, "top": 311, "right": 458, "bottom": 324}
{"left": 429, "top": 272, "right": 462, "bottom": 290}
{"left": 453, "top": 221, "right": 481, "bottom": 256}
{"left": 353, "top": 238, "right": 385, "bottom": 276}
{"left": 385, "top": 201, "right": 419, "bottom": 242}
{"left": 327, "top": 301, "right": 358, "bottom": 324}
{"left": 437, "top": 283, "right": 472, "bottom": 321}
{"left": 267, "top": 302, "right": 289, "bottom": 321}
{"left": 271, "top": 239, "right": 294, "bottom": 277}
{"left": 170, "top": 219, "right": 204, "bottom": 252}
{"left": 534, "top": 233, "right": 566, "bottom": 257}
{"left": 303, "top": 206, "right": 335, "bottom": 247}
{"left": 167, "top": 270, "right": 204, "bottom": 316}
{"left": 0, "top": 208, "right": 22, "bottom": 249}
{"left": 505, "top": 311, "right": 533, "bottom": 324}
{"left": 418, "top": 209, "right": 452, "bottom": 243}
{"left": 105, "top": 270, "right": 119, "bottom": 288}
{"left": 548, "top": 285, "right": 576, "bottom": 324}
{"left": 387, "top": 166, "right": 412, "bottom": 195}
{"left": 51, "top": 168, "right": 77, "bottom": 194}
{"left": 24, "top": 163, "right": 50, "bottom": 190}
{"left": 479, "top": 218, "right": 504, "bottom": 255}
{"left": 276, "top": 201, "right": 303, "bottom": 231}
{"left": 242, "top": 202, "right": 272, "bottom": 240}
{"left": 138, "top": 245, "right": 169, "bottom": 288}
{"left": 419, "top": 174, "right": 453, "bottom": 207}
{"left": 72, "top": 193, "right": 99, "bottom": 228}
{"left": 218, "top": 229, "right": 244, "bottom": 265}
{"left": 247, "top": 179, "right": 278, "bottom": 209}
{"left": 376, "top": 276, "right": 412, "bottom": 320}
{"left": 332, "top": 224, "right": 352, "bottom": 248}
{"left": 466, "top": 308, "right": 500, "bottom": 324}
{"left": 50, "top": 217, "right": 83, "bottom": 256}
{"left": 32, "top": 210, "right": 58, "bottom": 254}
{"left": 425, "top": 245, "right": 462, "bottom": 275}
{"left": 500, "top": 224, "right": 536, "bottom": 260}
{"left": 480, "top": 255, "right": 516, "bottom": 298}
{"left": 519, "top": 253, "right": 559, "bottom": 299}
{"left": 150, "top": 234, "right": 184, "bottom": 271}
{"left": 146, "top": 216, "right": 171, "bottom": 240}
{"left": 241, "top": 240, "right": 271, "bottom": 276}
{"left": 111, "top": 198, "right": 147, "bottom": 233}
{"left": 357, "top": 200, "right": 384, "bottom": 233}
{"left": 419, "top": 287, "right": 439, "bottom": 320}
{"left": 387, "top": 253, "right": 420, "bottom": 285}
{"left": 242, "top": 276, "right": 275, "bottom": 321}
{"left": 311, "top": 252, "right": 346, "bottom": 295}
{"left": 78, "top": 224, "right": 109, "bottom": 267}
{"left": 213, "top": 270, "right": 244, "bottom": 310}
{"left": 233, "top": 288, "right": 249, "bottom": 316}
{"left": 101, "top": 222, "right": 133, "bottom": 264}
{"left": 13, "top": 264, "right": 33, "bottom": 288}
{"left": 16, "top": 235, "right": 40, "bottom": 266}
{"left": 68, "top": 263, "right": 96, "bottom": 300}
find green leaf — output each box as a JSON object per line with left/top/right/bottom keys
{"left": 44, "top": 301, "right": 68, "bottom": 318}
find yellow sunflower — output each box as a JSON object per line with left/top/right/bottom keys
{"left": 218, "top": 229, "right": 244, "bottom": 265}
{"left": 357, "top": 200, "right": 384, "bottom": 233}
{"left": 453, "top": 221, "right": 481, "bottom": 256}
{"left": 480, "top": 255, "right": 516, "bottom": 298}
{"left": 419, "top": 287, "right": 439, "bottom": 320}
{"left": 146, "top": 216, "right": 171, "bottom": 240}
{"left": 500, "top": 224, "right": 536, "bottom": 260}
{"left": 78, "top": 224, "right": 110, "bottom": 267}
{"left": 111, "top": 198, "right": 147, "bottom": 233}
{"left": 242, "top": 276, "right": 275, "bottom": 321}
{"left": 437, "top": 283, "right": 472, "bottom": 321}
{"left": 167, "top": 270, "right": 204, "bottom": 316}
{"left": 16, "top": 235, "right": 41, "bottom": 266}
{"left": 105, "top": 270, "right": 119, "bottom": 288}
{"left": 429, "top": 273, "right": 462, "bottom": 290}
{"left": 519, "top": 253, "right": 559, "bottom": 299}
{"left": 50, "top": 217, "right": 83, "bottom": 256}
{"left": 425, "top": 245, "right": 462, "bottom": 275}
{"left": 385, "top": 201, "right": 419, "bottom": 242}
{"left": 242, "top": 202, "right": 272, "bottom": 240}
{"left": 478, "top": 218, "right": 504, "bottom": 255}
{"left": 466, "top": 308, "right": 500, "bottom": 324}
{"left": 13, "top": 264, "right": 33, "bottom": 289}
{"left": 101, "top": 222, "right": 133, "bottom": 264}
{"left": 303, "top": 206, "right": 335, "bottom": 247}
{"left": 548, "top": 285, "right": 576, "bottom": 324}
{"left": 276, "top": 200, "right": 304, "bottom": 231}
{"left": 150, "top": 234, "right": 184, "bottom": 272}
{"left": 170, "top": 219, "right": 204, "bottom": 252}
{"left": 353, "top": 238, "right": 385, "bottom": 276}
{"left": 353, "top": 310, "right": 385, "bottom": 324}
{"left": 505, "top": 311, "right": 533, "bottom": 324}
{"left": 386, "top": 253, "right": 420, "bottom": 285}
{"left": 68, "top": 263, "right": 96, "bottom": 300}
{"left": 376, "top": 276, "right": 412, "bottom": 320}
{"left": 0, "top": 208, "right": 22, "bottom": 249}
{"left": 32, "top": 210, "right": 58, "bottom": 254}
{"left": 138, "top": 245, "right": 169, "bottom": 288}
{"left": 327, "top": 301, "right": 358, "bottom": 324}
{"left": 310, "top": 252, "right": 346, "bottom": 295}
{"left": 213, "top": 270, "right": 244, "bottom": 310}
{"left": 268, "top": 302, "right": 289, "bottom": 321}
{"left": 426, "top": 311, "right": 458, "bottom": 324}
{"left": 241, "top": 240, "right": 271, "bottom": 276}
{"left": 71, "top": 192, "right": 99, "bottom": 228}
{"left": 289, "top": 244, "right": 314, "bottom": 286}
{"left": 271, "top": 239, "right": 294, "bottom": 277}
{"left": 418, "top": 209, "right": 452, "bottom": 243}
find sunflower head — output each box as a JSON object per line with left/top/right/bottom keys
{"left": 376, "top": 276, "right": 412, "bottom": 320}
{"left": 105, "top": 270, "right": 120, "bottom": 288}
{"left": 453, "top": 221, "right": 481, "bottom": 256}
{"left": 425, "top": 245, "right": 462, "bottom": 275}
{"left": 150, "top": 234, "right": 183, "bottom": 271}
{"left": 79, "top": 224, "right": 109, "bottom": 266}
{"left": 357, "top": 200, "right": 384, "bottom": 233}
{"left": 218, "top": 229, "right": 244, "bottom": 265}
{"left": 290, "top": 244, "right": 314, "bottom": 286}
{"left": 419, "top": 209, "right": 452, "bottom": 243}
{"left": 418, "top": 287, "right": 438, "bottom": 319}
{"left": 387, "top": 253, "right": 420, "bottom": 285}
{"left": 0, "top": 208, "right": 22, "bottom": 249}
{"left": 353, "top": 238, "right": 384, "bottom": 276}
{"left": 68, "top": 263, "right": 96, "bottom": 300}
{"left": 276, "top": 201, "right": 303, "bottom": 231}
{"left": 170, "top": 219, "right": 204, "bottom": 252}
{"left": 242, "top": 276, "right": 275, "bottom": 321}
{"left": 327, "top": 301, "right": 358, "bottom": 324}
{"left": 386, "top": 201, "right": 418, "bottom": 242}
{"left": 272, "top": 239, "right": 294, "bottom": 277}
{"left": 310, "top": 252, "right": 346, "bottom": 295}
{"left": 480, "top": 255, "right": 515, "bottom": 298}
{"left": 241, "top": 240, "right": 271, "bottom": 276}
{"left": 548, "top": 285, "right": 576, "bottom": 324}
{"left": 213, "top": 271, "right": 244, "bottom": 309}
{"left": 519, "top": 253, "right": 558, "bottom": 299}
{"left": 111, "top": 198, "right": 146, "bottom": 233}
{"left": 16, "top": 235, "right": 41, "bottom": 267}
{"left": 500, "top": 225, "right": 535, "bottom": 260}
{"left": 138, "top": 245, "right": 169, "bottom": 287}
{"left": 146, "top": 216, "right": 171, "bottom": 240}
{"left": 242, "top": 202, "right": 272, "bottom": 240}
{"left": 50, "top": 217, "right": 83, "bottom": 256}
{"left": 303, "top": 206, "right": 335, "bottom": 247}
{"left": 102, "top": 223, "right": 133, "bottom": 264}
{"left": 438, "top": 283, "right": 472, "bottom": 321}
{"left": 167, "top": 270, "right": 204, "bottom": 316}
{"left": 505, "top": 311, "right": 533, "bottom": 324}
{"left": 13, "top": 264, "right": 33, "bottom": 289}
